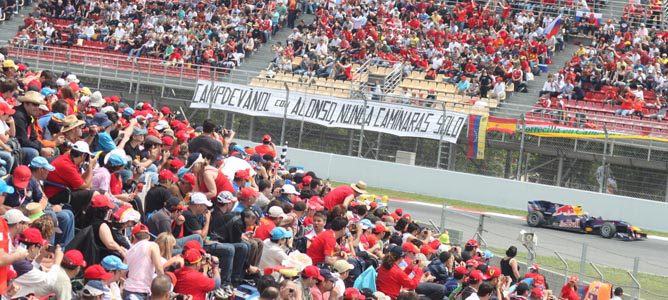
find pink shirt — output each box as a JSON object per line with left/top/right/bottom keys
{"left": 124, "top": 240, "right": 155, "bottom": 294}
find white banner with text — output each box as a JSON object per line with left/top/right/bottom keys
{"left": 190, "top": 80, "right": 467, "bottom": 142}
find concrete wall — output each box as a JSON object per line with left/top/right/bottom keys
{"left": 239, "top": 140, "right": 668, "bottom": 232}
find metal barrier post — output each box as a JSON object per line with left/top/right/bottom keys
{"left": 280, "top": 83, "right": 289, "bottom": 146}
{"left": 440, "top": 201, "right": 447, "bottom": 232}
{"left": 579, "top": 243, "right": 587, "bottom": 280}
{"left": 600, "top": 124, "right": 609, "bottom": 193}
{"left": 632, "top": 257, "right": 640, "bottom": 300}
{"left": 436, "top": 101, "right": 447, "bottom": 168}
{"left": 475, "top": 214, "right": 486, "bottom": 246}
{"left": 516, "top": 114, "right": 526, "bottom": 181}
{"left": 358, "top": 96, "right": 368, "bottom": 158}
{"left": 554, "top": 251, "right": 569, "bottom": 286}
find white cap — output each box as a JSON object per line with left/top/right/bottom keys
{"left": 56, "top": 78, "right": 67, "bottom": 87}
{"left": 71, "top": 141, "right": 92, "bottom": 155}
{"left": 155, "top": 120, "right": 169, "bottom": 131}
{"left": 190, "top": 192, "right": 212, "bottom": 207}
{"left": 268, "top": 206, "right": 286, "bottom": 218}
{"left": 281, "top": 184, "right": 300, "bottom": 195}
{"left": 3, "top": 209, "right": 30, "bottom": 224}
{"left": 66, "top": 74, "right": 80, "bottom": 83}
{"left": 120, "top": 209, "right": 141, "bottom": 223}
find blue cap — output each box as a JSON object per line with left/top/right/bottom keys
{"left": 105, "top": 152, "right": 126, "bottom": 167}
{"left": 270, "top": 227, "right": 292, "bottom": 240}
{"left": 29, "top": 156, "right": 55, "bottom": 171}
{"left": 101, "top": 255, "right": 128, "bottom": 271}
{"left": 123, "top": 108, "right": 135, "bottom": 117}
{"left": 483, "top": 250, "right": 494, "bottom": 259}
{"left": 97, "top": 132, "right": 117, "bottom": 152}
{"left": 0, "top": 180, "right": 15, "bottom": 194}
{"left": 91, "top": 112, "right": 112, "bottom": 128}
{"left": 40, "top": 87, "right": 57, "bottom": 97}
{"left": 360, "top": 219, "right": 374, "bottom": 230}
{"left": 132, "top": 127, "right": 147, "bottom": 135}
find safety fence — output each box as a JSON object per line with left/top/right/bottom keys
{"left": 420, "top": 208, "right": 668, "bottom": 300}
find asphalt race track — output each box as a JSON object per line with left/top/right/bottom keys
{"left": 387, "top": 200, "right": 668, "bottom": 277}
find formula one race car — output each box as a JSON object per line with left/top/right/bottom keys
{"left": 527, "top": 200, "right": 647, "bottom": 240}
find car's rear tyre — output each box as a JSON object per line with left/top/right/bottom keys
{"left": 600, "top": 222, "right": 616, "bottom": 238}
{"left": 527, "top": 211, "right": 544, "bottom": 227}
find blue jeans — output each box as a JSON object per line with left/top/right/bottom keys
{"left": 174, "top": 234, "right": 203, "bottom": 256}
{"left": 55, "top": 209, "right": 75, "bottom": 248}
{"left": 204, "top": 242, "right": 249, "bottom": 285}
{"left": 21, "top": 147, "right": 39, "bottom": 165}
{"left": 0, "top": 150, "right": 13, "bottom": 176}
{"left": 122, "top": 290, "right": 148, "bottom": 300}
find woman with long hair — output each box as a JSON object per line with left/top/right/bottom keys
{"left": 500, "top": 246, "right": 521, "bottom": 284}
{"left": 188, "top": 152, "right": 234, "bottom": 200}
{"left": 376, "top": 245, "right": 426, "bottom": 299}
{"left": 88, "top": 194, "right": 127, "bottom": 261}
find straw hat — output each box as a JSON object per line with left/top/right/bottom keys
{"left": 350, "top": 180, "right": 368, "bottom": 194}
{"left": 62, "top": 115, "right": 86, "bottom": 133}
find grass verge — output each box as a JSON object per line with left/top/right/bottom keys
{"left": 488, "top": 247, "right": 667, "bottom": 299}
{"left": 329, "top": 182, "right": 668, "bottom": 238}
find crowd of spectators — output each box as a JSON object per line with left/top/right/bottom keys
{"left": 0, "top": 49, "right": 630, "bottom": 300}
{"left": 265, "top": 0, "right": 587, "bottom": 101}
{"left": 12, "top": 0, "right": 297, "bottom": 69}
{"left": 534, "top": 8, "right": 668, "bottom": 126}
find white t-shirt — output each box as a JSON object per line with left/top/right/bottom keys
{"left": 0, "top": 120, "right": 8, "bottom": 136}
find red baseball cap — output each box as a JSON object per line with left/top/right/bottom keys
{"left": 169, "top": 159, "right": 184, "bottom": 170}
{"left": 84, "top": 264, "right": 113, "bottom": 281}
{"left": 344, "top": 288, "right": 365, "bottom": 300}
{"left": 529, "top": 263, "right": 540, "bottom": 271}
{"left": 161, "top": 135, "right": 174, "bottom": 146}
{"left": 0, "top": 101, "right": 15, "bottom": 115}
{"left": 63, "top": 250, "right": 87, "bottom": 268}
{"left": 183, "top": 248, "right": 203, "bottom": 264}
{"left": 428, "top": 240, "right": 441, "bottom": 250}
{"left": 183, "top": 240, "right": 205, "bottom": 254}
{"left": 466, "top": 259, "right": 480, "bottom": 268}
{"left": 91, "top": 194, "right": 114, "bottom": 209}
{"left": 262, "top": 134, "right": 272, "bottom": 142}
{"left": 395, "top": 208, "right": 403, "bottom": 215}
{"left": 176, "top": 130, "right": 189, "bottom": 141}
{"left": 302, "top": 265, "right": 324, "bottom": 281}
{"left": 467, "top": 270, "right": 484, "bottom": 281}
{"left": 161, "top": 106, "right": 172, "bottom": 115}
{"left": 142, "top": 103, "right": 154, "bottom": 111}
{"left": 454, "top": 266, "right": 468, "bottom": 276}
{"left": 372, "top": 223, "right": 387, "bottom": 234}
{"left": 402, "top": 242, "right": 419, "bottom": 254}
{"left": 239, "top": 187, "right": 259, "bottom": 200}
{"left": 182, "top": 173, "right": 196, "bottom": 189}
{"left": 159, "top": 169, "right": 177, "bottom": 182}
{"left": 12, "top": 165, "right": 32, "bottom": 189}
{"left": 17, "top": 228, "right": 47, "bottom": 246}
{"left": 466, "top": 239, "right": 479, "bottom": 247}
{"left": 483, "top": 266, "right": 501, "bottom": 280}
{"left": 420, "top": 245, "right": 435, "bottom": 256}
{"left": 531, "top": 288, "right": 544, "bottom": 299}
{"left": 234, "top": 169, "right": 250, "bottom": 180}
{"left": 132, "top": 223, "right": 150, "bottom": 235}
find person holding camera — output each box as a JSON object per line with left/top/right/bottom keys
{"left": 11, "top": 228, "right": 65, "bottom": 298}
{"left": 44, "top": 141, "right": 100, "bottom": 216}
{"left": 174, "top": 248, "right": 221, "bottom": 300}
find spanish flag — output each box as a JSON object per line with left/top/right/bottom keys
{"left": 486, "top": 116, "right": 517, "bottom": 134}
{"left": 467, "top": 115, "right": 488, "bottom": 160}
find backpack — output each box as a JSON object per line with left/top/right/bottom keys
{"left": 5, "top": 138, "right": 21, "bottom": 171}
{"left": 66, "top": 226, "right": 101, "bottom": 264}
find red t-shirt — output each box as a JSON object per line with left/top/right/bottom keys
{"left": 0, "top": 218, "right": 8, "bottom": 294}
{"left": 561, "top": 285, "right": 580, "bottom": 300}
{"left": 323, "top": 186, "right": 354, "bottom": 210}
{"left": 174, "top": 267, "right": 216, "bottom": 300}
{"left": 376, "top": 264, "right": 423, "bottom": 299}
{"left": 254, "top": 217, "right": 276, "bottom": 240}
{"left": 45, "top": 153, "right": 85, "bottom": 198}
{"left": 255, "top": 144, "right": 277, "bottom": 158}
{"left": 306, "top": 229, "right": 336, "bottom": 264}
{"left": 198, "top": 167, "right": 235, "bottom": 199}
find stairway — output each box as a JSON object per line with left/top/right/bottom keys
{"left": 0, "top": 7, "right": 33, "bottom": 44}
{"left": 227, "top": 14, "right": 316, "bottom": 85}
{"left": 494, "top": 39, "right": 581, "bottom": 118}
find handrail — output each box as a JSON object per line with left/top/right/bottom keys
{"left": 589, "top": 262, "right": 605, "bottom": 281}
{"left": 626, "top": 271, "right": 641, "bottom": 300}
{"left": 554, "top": 251, "right": 570, "bottom": 285}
